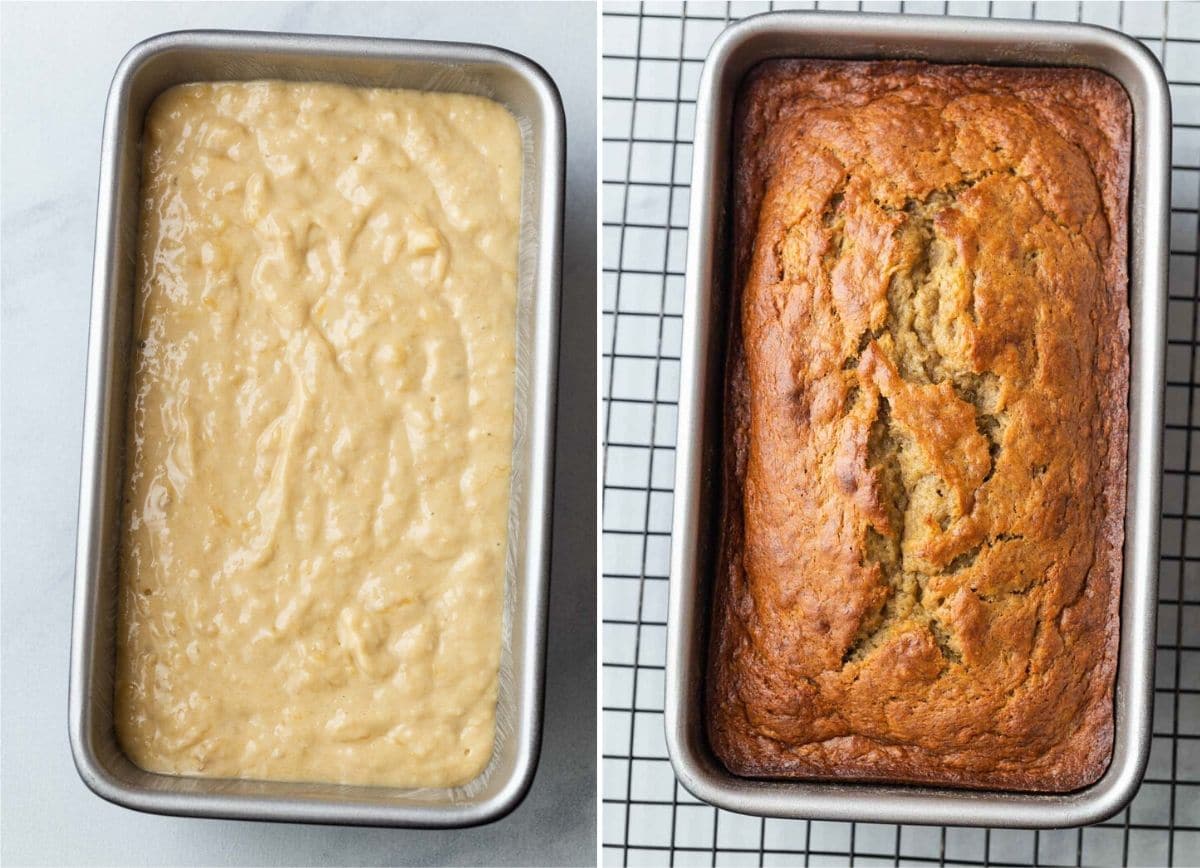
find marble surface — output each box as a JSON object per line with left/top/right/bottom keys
{"left": 0, "top": 2, "right": 597, "bottom": 865}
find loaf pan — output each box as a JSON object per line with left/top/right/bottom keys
{"left": 69, "top": 29, "right": 564, "bottom": 828}
{"left": 667, "top": 11, "right": 1170, "bottom": 828}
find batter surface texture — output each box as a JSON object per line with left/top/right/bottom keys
{"left": 116, "top": 81, "right": 521, "bottom": 788}
{"left": 709, "top": 60, "right": 1130, "bottom": 792}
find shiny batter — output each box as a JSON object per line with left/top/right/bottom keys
{"left": 115, "top": 81, "right": 521, "bottom": 788}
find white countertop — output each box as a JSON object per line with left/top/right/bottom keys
{"left": 0, "top": 2, "right": 597, "bottom": 864}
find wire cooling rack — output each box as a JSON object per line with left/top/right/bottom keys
{"left": 600, "top": 1, "right": 1200, "bottom": 864}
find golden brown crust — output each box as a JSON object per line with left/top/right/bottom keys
{"left": 708, "top": 60, "right": 1131, "bottom": 792}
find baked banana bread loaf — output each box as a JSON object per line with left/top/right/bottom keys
{"left": 709, "top": 60, "right": 1131, "bottom": 792}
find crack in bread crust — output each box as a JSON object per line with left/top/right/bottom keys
{"left": 707, "top": 59, "right": 1130, "bottom": 793}
{"left": 840, "top": 188, "right": 1016, "bottom": 668}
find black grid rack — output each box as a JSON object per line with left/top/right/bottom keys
{"left": 600, "top": 1, "right": 1200, "bottom": 865}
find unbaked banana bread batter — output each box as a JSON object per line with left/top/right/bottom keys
{"left": 115, "top": 81, "right": 521, "bottom": 788}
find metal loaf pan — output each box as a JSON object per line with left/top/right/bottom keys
{"left": 667, "top": 11, "right": 1170, "bottom": 828}
{"left": 70, "top": 29, "right": 564, "bottom": 828}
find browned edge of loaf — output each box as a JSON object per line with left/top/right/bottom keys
{"left": 706, "top": 59, "right": 1132, "bottom": 793}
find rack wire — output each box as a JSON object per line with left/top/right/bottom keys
{"left": 601, "top": 1, "right": 1200, "bottom": 864}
